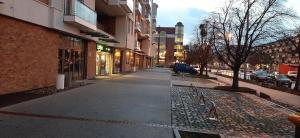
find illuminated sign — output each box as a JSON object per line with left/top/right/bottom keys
{"left": 97, "top": 44, "right": 111, "bottom": 52}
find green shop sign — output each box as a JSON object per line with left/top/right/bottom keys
{"left": 97, "top": 44, "right": 111, "bottom": 52}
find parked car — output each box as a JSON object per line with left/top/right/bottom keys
{"left": 250, "top": 71, "right": 268, "bottom": 82}
{"left": 267, "top": 74, "right": 292, "bottom": 87}
{"left": 192, "top": 65, "right": 200, "bottom": 72}
{"left": 173, "top": 63, "right": 198, "bottom": 75}
{"left": 169, "top": 64, "right": 175, "bottom": 68}
{"left": 287, "top": 71, "right": 298, "bottom": 80}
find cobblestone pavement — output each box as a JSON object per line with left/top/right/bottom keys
{"left": 171, "top": 74, "right": 209, "bottom": 82}
{"left": 171, "top": 86, "right": 295, "bottom": 137}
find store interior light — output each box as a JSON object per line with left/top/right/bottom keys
{"left": 115, "top": 51, "right": 121, "bottom": 57}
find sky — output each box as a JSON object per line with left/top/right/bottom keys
{"left": 154, "top": 0, "right": 300, "bottom": 45}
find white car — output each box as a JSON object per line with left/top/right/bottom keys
{"left": 287, "top": 71, "right": 298, "bottom": 79}
{"left": 192, "top": 65, "right": 200, "bottom": 71}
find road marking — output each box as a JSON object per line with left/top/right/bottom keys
{"left": 0, "top": 110, "right": 173, "bottom": 129}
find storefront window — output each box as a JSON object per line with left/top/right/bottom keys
{"left": 113, "top": 49, "right": 121, "bottom": 73}
{"left": 58, "top": 36, "right": 87, "bottom": 87}
{"left": 96, "top": 44, "right": 112, "bottom": 76}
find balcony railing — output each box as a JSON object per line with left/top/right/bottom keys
{"left": 122, "top": 0, "right": 133, "bottom": 12}
{"left": 142, "top": 0, "right": 151, "bottom": 9}
{"left": 64, "top": 0, "right": 97, "bottom": 25}
{"left": 135, "top": 22, "right": 141, "bottom": 32}
{"left": 135, "top": 2, "right": 142, "bottom": 15}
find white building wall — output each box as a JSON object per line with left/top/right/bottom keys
{"left": 0, "top": 0, "right": 98, "bottom": 41}
{"left": 0, "top": 0, "right": 50, "bottom": 28}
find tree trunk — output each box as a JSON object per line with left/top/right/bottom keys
{"left": 294, "top": 65, "right": 300, "bottom": 91}
{"left": 232, "top": 68, "right": 240, "bottom": 90}
{"left": 199, "top": 64, "right": 205, "bottom": 76}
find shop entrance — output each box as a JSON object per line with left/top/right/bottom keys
{"left": 58, "top": 36, "right": 87, "bottom": 88}
{"left": 96, "top": 52, "right": 112, "bottom": 76}
{"left": 96, "top": 44, "right": 112, "bottom": 76}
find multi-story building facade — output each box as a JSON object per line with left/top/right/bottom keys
{"left": 155, "top": 22, "right": 185, "bottom": 66}
{"left": 174, "top": 22, "right": 184, "bottom": 62}
{"left": 134, "top": 0, "right": 157, "bottom": 70}
{"left": 156, "top": 27, "right": 175, "bottom": 66}
{"left": 253, "top": 39, "right": 299, "bottom": 72}
{"left": 0, "top": 0, "right": 156, "bottom": 95}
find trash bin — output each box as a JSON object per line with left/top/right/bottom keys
{"left": 56, "top": 74, "right": 65, "bottom": 90}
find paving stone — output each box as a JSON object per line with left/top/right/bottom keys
{"left": 170, "top": 77, "right": 295, "bottom": 137}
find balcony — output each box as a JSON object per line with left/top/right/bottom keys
{"left": 108, "top": 0, "right": 133, "bottom": 14}
{"left": 64, "top": 0, "right": 97, "bottom": 31}
{"left": 135, "top": 2, "right": 142, "bottom": 15}
{"left": 144, "top": 13, "right": 151, "bottom": 23}
{"left": 137, "top": 23, "right": 150, "bottom": 40}
{"left": 135, "top": 22, "right": 141, "bottom": 32}
{"left": 142, "top": 0, "right": 151, "bottom": 9}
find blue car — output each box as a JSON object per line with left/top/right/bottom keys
{"left": 173, "top": 63, "right": 198, "bottom": 75}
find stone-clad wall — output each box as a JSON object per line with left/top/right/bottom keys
{"left": 0, "top": 15, "right": 60, "bottom": 95}
{"left": 87, "top": 41, "right": 96, "bottom": 79}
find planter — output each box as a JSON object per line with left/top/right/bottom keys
{"left": 56, "top": 74, "right": 65, "bottom": 90}
{"left": 173, "top": 129, "right": 221, "bottom": 138}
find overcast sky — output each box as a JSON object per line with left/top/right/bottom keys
{"left": 154, "top": 0, "right": 300, "bottom": 44}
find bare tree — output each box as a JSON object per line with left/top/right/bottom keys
{"left": 207, "top": 0, "right": 294, "bottom": 89}
{"left": 190, "top": 25, "right": 213, "bottom": 76}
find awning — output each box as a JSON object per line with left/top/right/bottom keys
{"left": 134, "top": 49, "right": 146, "bottom": 55}
{"left": 98, "top": 38, "right": 119, "bottom": 43}
{"left": 80, "top": 30, "right": 109, "bottom": 38}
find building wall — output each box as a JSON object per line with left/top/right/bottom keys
{"left": 0, "top": 15, "right": 60, "bottom": 95}
{"left": 156, "top": 27, "right": 175, "bottom": 66}
{"left": 87, "top": 41, "right": 96, "bottom": 79}
{"left": 83, "top": 0, "right": 96, "bottom": 10}
{"left": 0, "top": 0, "right": 50, "bottom": 28}
{"left": 165, "top": 37, "right": 175, "bottom": 65}
{"left": 38, "top": 0, "right": 49, "bottom": 5}
{"left": 255, "top": 41, "right": 299, "bottom": 65}
{"left": 115, "top": 16, "right": 127, "bottom": 48}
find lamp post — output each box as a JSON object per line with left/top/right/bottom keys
{"left": 156, "top": 29, "right": 161, "bottom": 65}
{"left": 199, "top": 22, "right": 208, "bottom": 76}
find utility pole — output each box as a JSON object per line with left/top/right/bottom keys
{"left": 157, "top": 30, "right": 161, "bottom": 65}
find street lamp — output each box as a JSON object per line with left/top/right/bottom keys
{"left": 156, "top": 30, "right": 161, "bottom": 64}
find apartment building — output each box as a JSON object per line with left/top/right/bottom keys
{"left": 253, "top": 39, "right": 299, "bottom": 72}
{"left": 155, "top": 22, "right": 185, "bottom": 66}
{"left": 0, "top": 0, "right": 156, "bottom": 95}
{"left": 134, "top": 0, "right": 156, "bottom": 70}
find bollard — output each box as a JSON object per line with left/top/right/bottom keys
{"left": 208, "top": 101, "right": 218, "bottom": 121}
{"left": 199, "top": 91, "right": 206, "bottom": 106}
{"left": 288, "top": 113, "right": 300, "bottom": 138}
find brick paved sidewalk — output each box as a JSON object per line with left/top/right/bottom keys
{"left": 171, "top": 86, "right": 295, "bottom": 137}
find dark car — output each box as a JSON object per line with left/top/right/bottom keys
{"left": 173, "top": 63, "right": 197, "bottom": 75}
{"left": 250, "top": 71, "right": 268, "bottom": 82}
{"left": 267, "top": 74, "right": 292, "bottom": 87}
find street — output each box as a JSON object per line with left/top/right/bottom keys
{"left": 209, "top": 73, "right": 300, "bottom": 108}
{"left": 0, "top": 68, "right": 173, "bottom": 138}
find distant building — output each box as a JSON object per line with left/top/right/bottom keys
{"left": 253, "top": 39, "right": 299, "bottom": 73}
{"left": 154, "top": 22, "right": 185, "bottom": 66}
